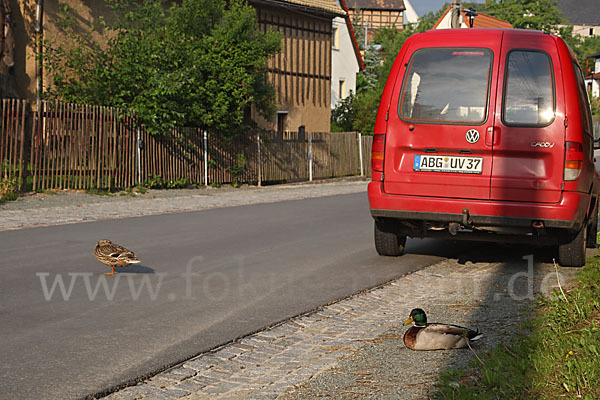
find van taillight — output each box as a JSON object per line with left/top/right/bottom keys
{"left": 564, "top": 141, "right": 583, "bottom": 181}
{"left": 371, "top": 134, "right": 385, "bottom": 172}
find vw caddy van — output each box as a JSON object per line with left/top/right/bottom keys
{"left": 368, "top": 29, "right": 599, "bottom": 267}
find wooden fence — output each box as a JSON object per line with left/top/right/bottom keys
{"left": 1, "top": 99, "right": 28, "bottom": 185}
{"left": 1, "top": 99, "right": 372, "bottom": 191}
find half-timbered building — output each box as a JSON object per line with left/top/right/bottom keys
{"left": 346, "top": 0, "right": 405, "bottom": 43}
{"left": 250, "top": 0, "right": 344, "bottom": 132}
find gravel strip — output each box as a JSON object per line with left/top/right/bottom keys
{"left": 0, "top": 178, "right": 367, "bottom": 231}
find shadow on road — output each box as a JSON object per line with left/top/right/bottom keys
{"left": 118, "top": 264, "right": 155, "bottom": 274}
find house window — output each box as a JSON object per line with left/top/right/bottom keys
{"left": 339, "top": 79, "right": 346, "bottom": 100}
{"left": 276, "top": 111, "right": 288, "bottom": 133}
{"left": 590, "top": 28, "right": 594, "bottom": 36}
{"left": 332, "top": 26, "right": 339, "bottom": 50}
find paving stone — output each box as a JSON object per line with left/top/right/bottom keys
{"left": 111, "top": 384, "right": 155, "bottom": 399}
{"left": 172, "top": 379, "right": 208, "bottom": 393}
{"left": 183, "top": 357, "right": 218, "bottom": 372}
{"left": 213, "top": 360, "right": 247, "bottom": 374}
{"left": 160, "top": 388, "right": 191, "bottom": 398}
{"left": 238, "top": 337, "right": 264, "bottom": 347}
{"left": 158, "top": 366, "right": 196, "bottom": 381}
{"left": 139, "top": 392, "right": 178, "bottom": 400}
{"left": 213, "top": 346, "right": 248, "bottom": 360}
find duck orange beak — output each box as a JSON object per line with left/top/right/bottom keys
{"left": 403, "top": 316, "right": 414, "bottom": 326}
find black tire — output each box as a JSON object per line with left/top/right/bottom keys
{"left": 558, "top": 222, "right": 587, "bottom": 267}
{"left": 374, "top": 220, "right": 407, "bottom": 256}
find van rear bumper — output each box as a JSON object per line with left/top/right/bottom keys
{"left": 368, "top": 181, "right": 588, "bottom": 231}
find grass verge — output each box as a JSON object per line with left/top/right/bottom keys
{"left": 432, "top": 257, "right": 600, "bottom": 400}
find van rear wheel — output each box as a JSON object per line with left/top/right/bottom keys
{"left": 374, "top": 220, "right": 407, "bottom": 256}
{"left": 558, "top": 223, "right": 587, "bottom": 267}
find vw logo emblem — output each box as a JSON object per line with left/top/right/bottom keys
{"left": 465, "top": 129, "right": 480, "bottom": 144}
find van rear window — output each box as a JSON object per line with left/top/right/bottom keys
{"left": 503, "top": 51, "right": 555, "bottom": 126}
{"left": 398, "top": 48, "right": 492, "bottom": 124}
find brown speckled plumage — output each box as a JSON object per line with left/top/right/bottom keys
{"left": 94, "top": 240, "right": 140, "bottom": 275}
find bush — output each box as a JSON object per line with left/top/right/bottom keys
{"left": 44, "top": 0, "right": 281, "bottom": 137}
{"left": 0, "top": 177, "right": 18, "bottom": 203}
{"left": 591, "top": 96, "right": 600, "bottom": 116}
{"left": 142, "top": 175, "right": 195, "bottom": 189}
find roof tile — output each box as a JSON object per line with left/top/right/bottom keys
{"left": 278, "top": 0, "right": 345, "bottom": 14}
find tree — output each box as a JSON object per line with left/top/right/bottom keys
{"left": 43, "top": 0, "right": 281, "bottom": 137}
{"left": 481, "top": 0, "right": 564, "bottom": 33}
{"left": 0, "top": 0, "right": 18, "bottom": 98}
{"left": 481, "top": 1, "right": 600, "bottom": 67}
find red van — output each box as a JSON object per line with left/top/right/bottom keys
{"left": 368, "top": 29, "right": 599, "bottom": 267}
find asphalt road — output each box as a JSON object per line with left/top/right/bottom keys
{"left": 0, "top": 192, "right": 466, "bottom": 399}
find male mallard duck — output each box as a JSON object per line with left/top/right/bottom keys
{"left": 94, "top": 240, "right": 140, "bottom": 275}
{"left": 403, "top": 308, "right": 482, "bottom": 350}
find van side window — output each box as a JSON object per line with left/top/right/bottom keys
{"left": 503, "top": 51, "right": 555, "bottom": 126}
{"left": 398, "top": 48, "right": 492, "bottom": 124}
{"left": 572, "top": 61, "right": 593, "bottom": 137}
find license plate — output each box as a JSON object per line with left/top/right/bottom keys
{"left": 413, "top": 155, "right": 483, "bottom": 174}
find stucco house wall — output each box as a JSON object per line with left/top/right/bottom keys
{"left": 331, "top": 14, "right": 359, "bottom": 108}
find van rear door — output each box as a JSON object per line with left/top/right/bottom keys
{"left": 489, "top": 34, "right": 564, "bottom": 203}
{"left": 383, "top": 31, "right": 502, "bottom": 200}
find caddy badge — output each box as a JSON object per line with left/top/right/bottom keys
{"left": 531, "top": 142, "right": 555, "bottom": 148}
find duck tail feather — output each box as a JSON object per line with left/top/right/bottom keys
{"left": 470, "top": 329, "right": 483, "bottom": 341}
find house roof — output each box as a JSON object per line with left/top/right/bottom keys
{"left": 557, "top": 0, "right": 600, "bottom": 26}
{"left": 433, "top": 6, "right": 513, "bottom": 29}
{"left": 339, "top": 0, "right": 365, "bottom": 70}
{"left": 275, "top": 0, "right": 345, "bottom": 15}
{"left": 346, "top": 0, "right": 405, "bottom": 11}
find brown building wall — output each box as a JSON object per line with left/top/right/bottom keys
{"left": 253, "top": 3, "right": 332, "bottom": 133}
{"left": 14, "top": 0, "right": 116, "bottom": 102}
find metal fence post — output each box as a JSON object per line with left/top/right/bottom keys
{"left": 308, "top": 131, "right": 313, "bottom": 182}
{"left": 257, "top": 131, "right": 262, "bottom": 187}
{"left": 203, "top": 130, "right": 208, "bottom": 186}
{"left": 358, "top": 132, "right": 364, "bottom": 176}
{"left": 136, "top": 126, "right": 142, "bottom": 185}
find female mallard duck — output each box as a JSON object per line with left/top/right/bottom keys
{"left": 403, "top": 308, "right": 482, "bottom": 350}
{"left": 94, "top": 240, "right": 140, "bottom": 275}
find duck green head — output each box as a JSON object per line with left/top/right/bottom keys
{"left": 403, "top": 308, "right": 427, "bottom": 327}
